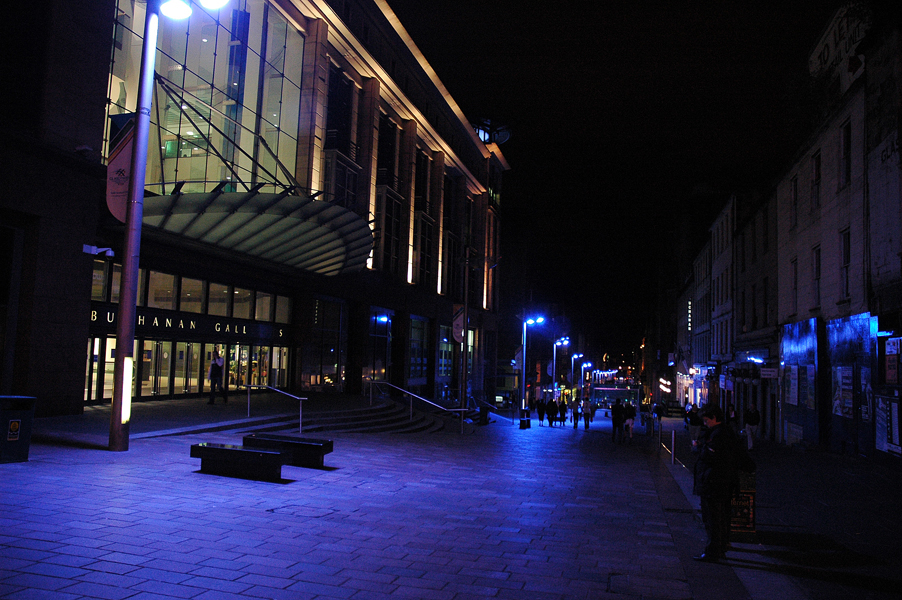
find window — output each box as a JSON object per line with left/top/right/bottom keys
{"left": 840, "top": 121, "right": 852, "bottom": 189}
{"left": 107, "top": 1, "right": 304, "bottom": 195}
{"left": 812, "top": 246, "right": 821, "bottom": 307}
{"left": 790, "top": 176, "right": 798, "bottom": 229}
{"left": 255, "top": 291, "right": 272, "bottom": 321}
{"left": 208, "top": 283, "right": 229, "bottom": 316}
{"left": 147, "top": 271, "right": 176, "bottom": 310}
{"left": 438, "top": 326, "right": 453, "bottom": 378}
{"left": 408, "top": 317, "right": 428, "bottom": 379}
{"left": 840, "top": 229, "right": 851, "bottom": 298}
{"left": 275, "top": 295, "right": 291, "bottom": 324}
{"left": 791, "top": 259, "right": 798, "bottom": 314}
{"left": 811, "top": 151, "right": 821, "bottom": 209}
{"left": 233, "top": 288, "right": 253, "bottom": 319}
{"left": 180, "top": 277, "right": 204, "bottom": 313}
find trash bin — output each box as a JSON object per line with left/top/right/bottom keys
{"left": 519, "top": 408, "right": 531, "bottom": 429}
{"left": 0, "top": 396, "right": 37, "bottom": 463}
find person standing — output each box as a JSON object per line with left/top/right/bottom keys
{"left": 207, "top": 349, "right": 228, "bottom": 405}
{"left": 546, "top": 397, "right": 557, "bottom": 427}
{"left": 570, "top": 395, "right": 580, "bottom": 429}
{"left": 536, "top": 397, "right": 546, "bottom": 427}
{"left": 726, "top": 403, "right": 739, "bottom": 434}
{"left": 743, "top": 403, "right": 761, "bottom": 450}
{"left": 693, "top": 405, "right": 740, "bottom": 562}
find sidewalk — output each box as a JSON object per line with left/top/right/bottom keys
{"left": 0, "top": 402, "right": 899, "bottom": 599}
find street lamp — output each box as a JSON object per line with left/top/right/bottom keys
{"left": 520, "top": 316, "right": 545, "bottom": 416}
{"left": 552, "top": 337, "right": 569, "bottom": 400}
{"left": 570, "top": 353, "right": 583, "bottom": 403}
{"left": 580, "top": 361, "right": 592, "bottom": 399}
{"left": 110, "top": 0, "right": 228, "bottom": 451}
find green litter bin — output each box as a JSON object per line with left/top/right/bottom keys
{"left": 1, "top": 396, "right": 37, "bottom": 463}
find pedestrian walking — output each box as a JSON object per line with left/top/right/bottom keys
{"left": 207, "top": 349, "right": 228, "bottom": 405}
{"left": 692, "top": 404, "right": 740, "bottom": 563}
{"left": 570, "top": 395, "right": 580, "bottom": 429}
{"left": 624, "top": 401, "right": 636, "bottom": 443}
{"left": 536, "top": 397, "right": 546, "bottom": 426}
{"left": 581, "top": 397, "right": 592, "bottom": 429}
{"left": 743, "top": 403, "right": 761, "bottom": 450}
{"left": 611, "top": 398, "right": 625, "bottom": 443}
{"left": 546, "top": 398, "right": 557, "bottom": 427}
{"left": 558, "top": 399, "right": 567, "bottom": 426}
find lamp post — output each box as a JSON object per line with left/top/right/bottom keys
{"left": 570, "top": 353, "right": 583, "bottom": 403}
{"left": 552, "top": 337, "right": 569, "bottom": 400}
{"left": 520, "top": 316, "right": 545, "bottom": 418}
{"left": 110, "top": 0, "right": 228, "bottom": 451}
{"left": 580, "top": 361, "right": 592, "bottom": 400}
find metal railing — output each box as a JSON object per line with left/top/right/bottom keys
{"left": 245, "top": 385, "right": 307, "bottom": 433}
{"left": 367, "top": 379, "right": 470, "bottom": 434}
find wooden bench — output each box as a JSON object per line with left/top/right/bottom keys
{"left": 242, "top": 433, "right": 333, "bottom": 469}
{"left": 190, "top": 442, "right": 287, "bottom": 481}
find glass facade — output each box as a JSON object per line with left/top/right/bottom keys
{"left": 108, "top": 0, "right": 304, "bottom": 195}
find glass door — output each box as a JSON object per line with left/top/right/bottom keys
{"left": 174, "top": 342, "right": 199, "bottom": 394}
{"left": 229, "top": 344, "right": 250, "bottom": 389}
{"left": 141, "top": 340, "right": 172, "bottom": 397}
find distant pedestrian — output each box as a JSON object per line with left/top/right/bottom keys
{"left": 624, "top": 401, "right": 636, "bottom": 443}
{"left": 558, "top": 399, "right": 567, "bottom": 426}
{"left": 570, "top": 395, "right": 580, "bottom": 429}
{"left": 536, "top": 397, "right": 546, "bottom": 426}
{"left": 693, "top": 404, "right": 740, "bottom": 563}
{"left": 726, "top": 403, "right": 739, "bottom": 434}
{"left": 581, "top": 397, "right": 592, "bottom": 429}
{"left": 687, "top": 404, "right": 702, "bottom": 452}
{"left": 743, "top": 403, "right": 761, "bottom": 450}
{"left": 611, "top": 398, "right": 625, "bottom": 443}
{"left": 207, "top": 349, "right": 228, "bottom": 405}
{"left": 546, "top": 398, "right": 557, "bottom": 427}
{"left": 654, "top": 402, "right": 666, "bottom": 432}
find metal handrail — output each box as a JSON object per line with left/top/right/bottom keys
{"left": 245, "top": 385, "right": 307, "bottom": 432}
{"left": 367, "top": 379, "right": 469, "bottom": 434}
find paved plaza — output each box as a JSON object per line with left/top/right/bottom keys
{"left": 1, "top": 397, "right": 901, "bottom": 599}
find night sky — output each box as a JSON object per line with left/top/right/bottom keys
{"left": 386, "top": 0, "right": 847, "bottom": 357}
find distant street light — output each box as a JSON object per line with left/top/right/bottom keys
{"left": 552, "top": 336, "right": 569, "bottom": 400}
{"left": 581, "top": 362, "right": 593, "bottom": 399}
{"left": 570, "top": 353, "right": 583, "bottom": 402}
{"left": 520, "top": 316, "right": 545, "bottom": 419}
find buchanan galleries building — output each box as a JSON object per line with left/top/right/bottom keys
{"left": 2, "top": 0, "right": 508, "bottom": 417}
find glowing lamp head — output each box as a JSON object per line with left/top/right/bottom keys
{"left": 160, "top": 0, "right": 192, "bottom": 19}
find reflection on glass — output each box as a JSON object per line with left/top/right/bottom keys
{"left": 233, "top": 288, "right": 252, "bottom": 319}
{"left": 180, "top": 278, "right": 204, "bottom": 313}
{"left": 208, "top": 283, "right": 229, "bottom": 316}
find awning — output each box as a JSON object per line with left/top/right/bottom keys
{"left": 142, "top": 187, "right": 373, "bottom": 276}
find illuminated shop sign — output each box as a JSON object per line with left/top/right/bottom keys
{"left": 90, "top": 303, "right": 286, "bottom": 342}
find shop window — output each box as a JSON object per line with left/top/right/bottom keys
{"left": 208, "top": 282, "right": 229, "bottom": 316}
{"left": 255, "top": 291, "right": 272, "bottom": 321}
{"left": 147, "top": 271, "right": 176, "bottom": 310}
{"left": 180, "top": 277, "right": 204, "bottom": 313}
{"left": 233, "top": 287, "right": 253, "bottom": 319}
{"left": 111, "top": 263, "right": 123, "bottom": 303}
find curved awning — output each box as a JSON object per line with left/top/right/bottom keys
{"left": 142, "top": 187, "right": 373, "bottom": 276}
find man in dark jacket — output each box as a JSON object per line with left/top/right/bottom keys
{"left": 692, "top": 404, "right": 740, "bottom": 562}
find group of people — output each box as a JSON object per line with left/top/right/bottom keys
{"left": 532, "top": 396, "right": 595, "bottom": 429}
{"left": 686, "top": 401, "right": 761, "bottom": 452}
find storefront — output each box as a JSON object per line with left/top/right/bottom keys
{"left": 85, "top": 260, "right": 293, "bottom": 403}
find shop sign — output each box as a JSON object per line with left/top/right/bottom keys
{"left": 760, "top": 367, "right": 778, "bottom": 379}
